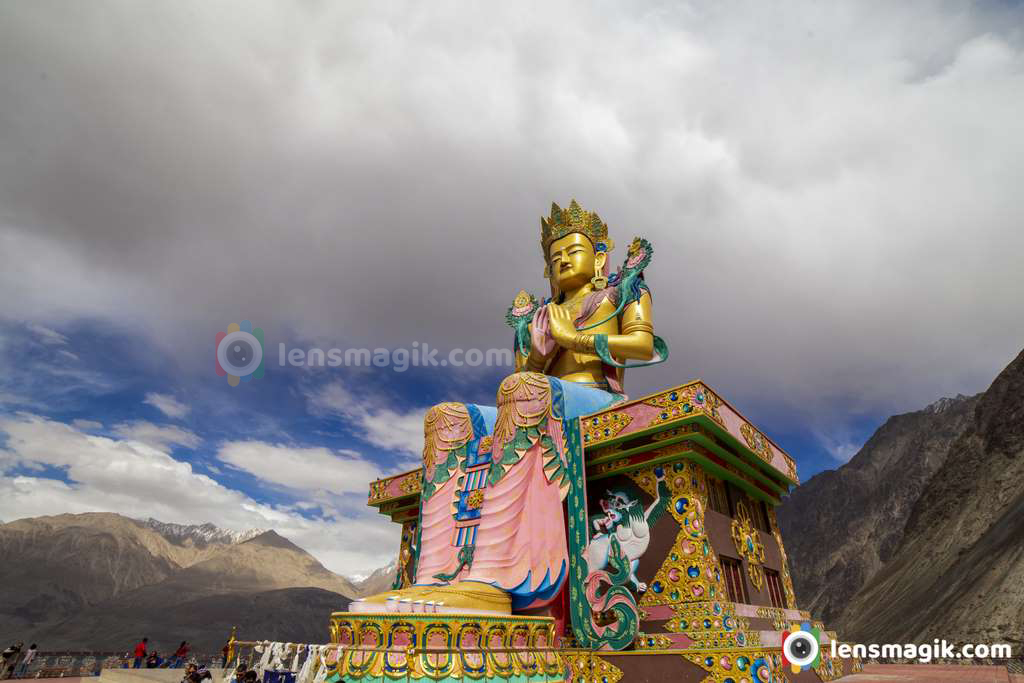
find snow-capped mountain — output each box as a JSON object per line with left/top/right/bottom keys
{"left": 348, "top": 560, "right": 398, "bottom": 597}
{"left": 924, "top": 393, "right": 972, "bottom": 414}
{"left": 140, "top": 517, "right": 266, "bottom": 546}
{"left": 0, "top": 512, "right": 355, "bottom": 651}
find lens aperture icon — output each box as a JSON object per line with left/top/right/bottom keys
{"left": 215, "top": 320, "right": 264, "bottom": 386}
{"left": 781, "top": 622, "right": 822, "bottom": 673}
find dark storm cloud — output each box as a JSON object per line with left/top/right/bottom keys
{"left": 2, "top": 0, "right": 1024, "bottom": 458}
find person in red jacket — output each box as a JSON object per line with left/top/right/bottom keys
{"left": 170, "top": 642, "right": 190, "bottom": 668}
{"left": 132, "top": 638, "right": 148, "bottom": 669}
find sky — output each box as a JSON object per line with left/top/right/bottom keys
{"left": 1, "top": 0, "right": 1023, "bottom": 577}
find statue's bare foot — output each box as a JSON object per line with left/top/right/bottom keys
{"left": 347, "top": 581, "right": 511, "bottom": 615}
{"left": 347, "top": 585, "right": 437, "bottom": 614}
{"left": 415, "top": 581, "right": 512, "bottom": 615}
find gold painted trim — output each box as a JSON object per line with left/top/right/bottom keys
{"left": 580, "top": 379, "right": 796, "bottom": 475}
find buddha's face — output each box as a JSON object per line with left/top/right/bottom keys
{"left": 548, "top": 232, "right": 605, "bottom": 293}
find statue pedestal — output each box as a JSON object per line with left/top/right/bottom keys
{"left": 357, "top": 380, "right": 862, "bottom": 682}
{"left": 326, "top": 612, "right": 563, "bottom": 682}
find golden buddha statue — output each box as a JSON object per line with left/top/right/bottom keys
{"left": 351, "top": 200, "right": 666, "bottom": 617}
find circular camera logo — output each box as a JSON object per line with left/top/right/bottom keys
{"left": 215, "top": 321, "right": 264, "bottom": 386}
{"left": 781, "top": 622, "right": 821, "bottom": 674}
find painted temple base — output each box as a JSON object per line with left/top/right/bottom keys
{"left": 352, "top": 381, "right": 863, "bottom": 682}
{"left": 349, "top": 581, "right": 512, "bottom": 616}
{"left": 326, "top": 612, "right": 563, "bottom": 683}
{"left": 325, "top": 602, "right": 860, "bottom": 682}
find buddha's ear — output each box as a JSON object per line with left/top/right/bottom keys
{"left": 594, "top": 249, "right": 607, "bottom": 275}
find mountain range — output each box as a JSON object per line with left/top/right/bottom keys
{"left": 139, "top": 518, "right": 267, "bottom": 546}
{"left": 0, "top": 513, "right": 372, "bottom": 652}
{"left": 779, "top": 347, "right": 1024, "bottom": 648}
{"left": 5, "top": 348, "right": 1021, "bottom": 653}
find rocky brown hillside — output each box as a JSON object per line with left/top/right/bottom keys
{"left": 777, "top": 392, "right": 980, "bottom": 626}
{"left": 840, "top": 348, "right": 1024, "bottom": 646}
{"left": 109, "top": 530, "right": 358, "bottom": 607}
{"left": 29, "top": 587, "right": 350, "bottom": 653}
{"left": 780, "top": 348, "right": 1024, "bottom": 647}
{"left": 0, "top": 513, "right": 357, "bottom": 651}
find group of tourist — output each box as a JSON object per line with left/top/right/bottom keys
{"left": 130, "top": 638, "right": 195, "bottom": 671}
{"left": 0, "top": 643, "right": 37, "bottom": 679}
{"left": 0, "top": 637, "right": 232, "bottom": 678}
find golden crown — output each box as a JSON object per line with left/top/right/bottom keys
{"left": 540, "top": 200, "right": 612, "bottom": 255}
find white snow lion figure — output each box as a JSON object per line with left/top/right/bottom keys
{"left": 585, "top": 466, "right": 670, "bottom": 592}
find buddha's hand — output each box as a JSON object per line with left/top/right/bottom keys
{"left": 546, "top": 303, "right": 578, "bottom": 348}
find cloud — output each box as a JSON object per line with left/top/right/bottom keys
{"left": 26, "top": 323, "right": 68, "bottom": 346}
{"left": 306, "top": 381, "right": 425, "bottom": 461}
{"left": 0, "top": 392, "right": 35, "bottom": 407}
{"left": 36, "top": 365, "right": 116, "bottom": 395}
{"left": 812, "top": 427, "right": 864, "bottom": 463}
{"left": 112, "top": 420, "right": 202, "bottom": 450}
{"left": 0, "top": 414, "right": 399, "bottom": 574}
{"left": 1, "top": 413, "right": 230, "bottom": 518}
{"left": 70, "top": 418, "right": 103, "bottom": 430}
{"left": 143, "top": 392, "right": 190, "bottom": 419}
{"left": 216, "top": 440, "right": 385, "bottom": 495}
{"left": 1, "top": 2, "right": 1024, "bottom": 462}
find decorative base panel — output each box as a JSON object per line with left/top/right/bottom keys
{"left": 328, "top": 612, "right": 563, "bottom": 682}
{"left": 326, "top": 610, "right": 860, "bottom": 682}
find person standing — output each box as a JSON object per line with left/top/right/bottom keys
{"left": 171, "top": 642, "right": 189, "bottom": 668}
{"left": 1, "top": 643, "right": 22, "bottom": 679}
{"left": 15, "top": 644, "right": 37, "bottom": 676}
{"left": 132, "top": 638, "right": 148, "bottom": 669}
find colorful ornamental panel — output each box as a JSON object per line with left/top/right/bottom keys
{"left": 730, "top": 500, "right": 767, "bottom": 592}
{"left": 630, "top": 462, "right": 728, "bottom": 607}
{"left": 683, "top": 650, "right": 787, "bottom": 683}
{"left": 662, "top": 600, "right": 754, "bottom": 646}
{"left": 582, "top": 410, "right": 633, "bottom": 446}
{"left": 328, "top": 612, "right": 562, "bottom": 682}
{"left": 369, "top": 470, "right": 422, "bottom": 505}
{"left": 643, "top": 384, "right": 725, "bottom": 427}
{"left": 767, "top": 508, "right": 798, "bottom": 609}
{"left": 391, "top": 520, "right": 417, "bottom": 590}
{"left": 575, "top": 380, "right": 801, "bottom": 487}
{"left": 562, "top": 651, "right": 623, "bottom": 683}
{"left": 740, "top": 423, "right": 773, "bottom": 464}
